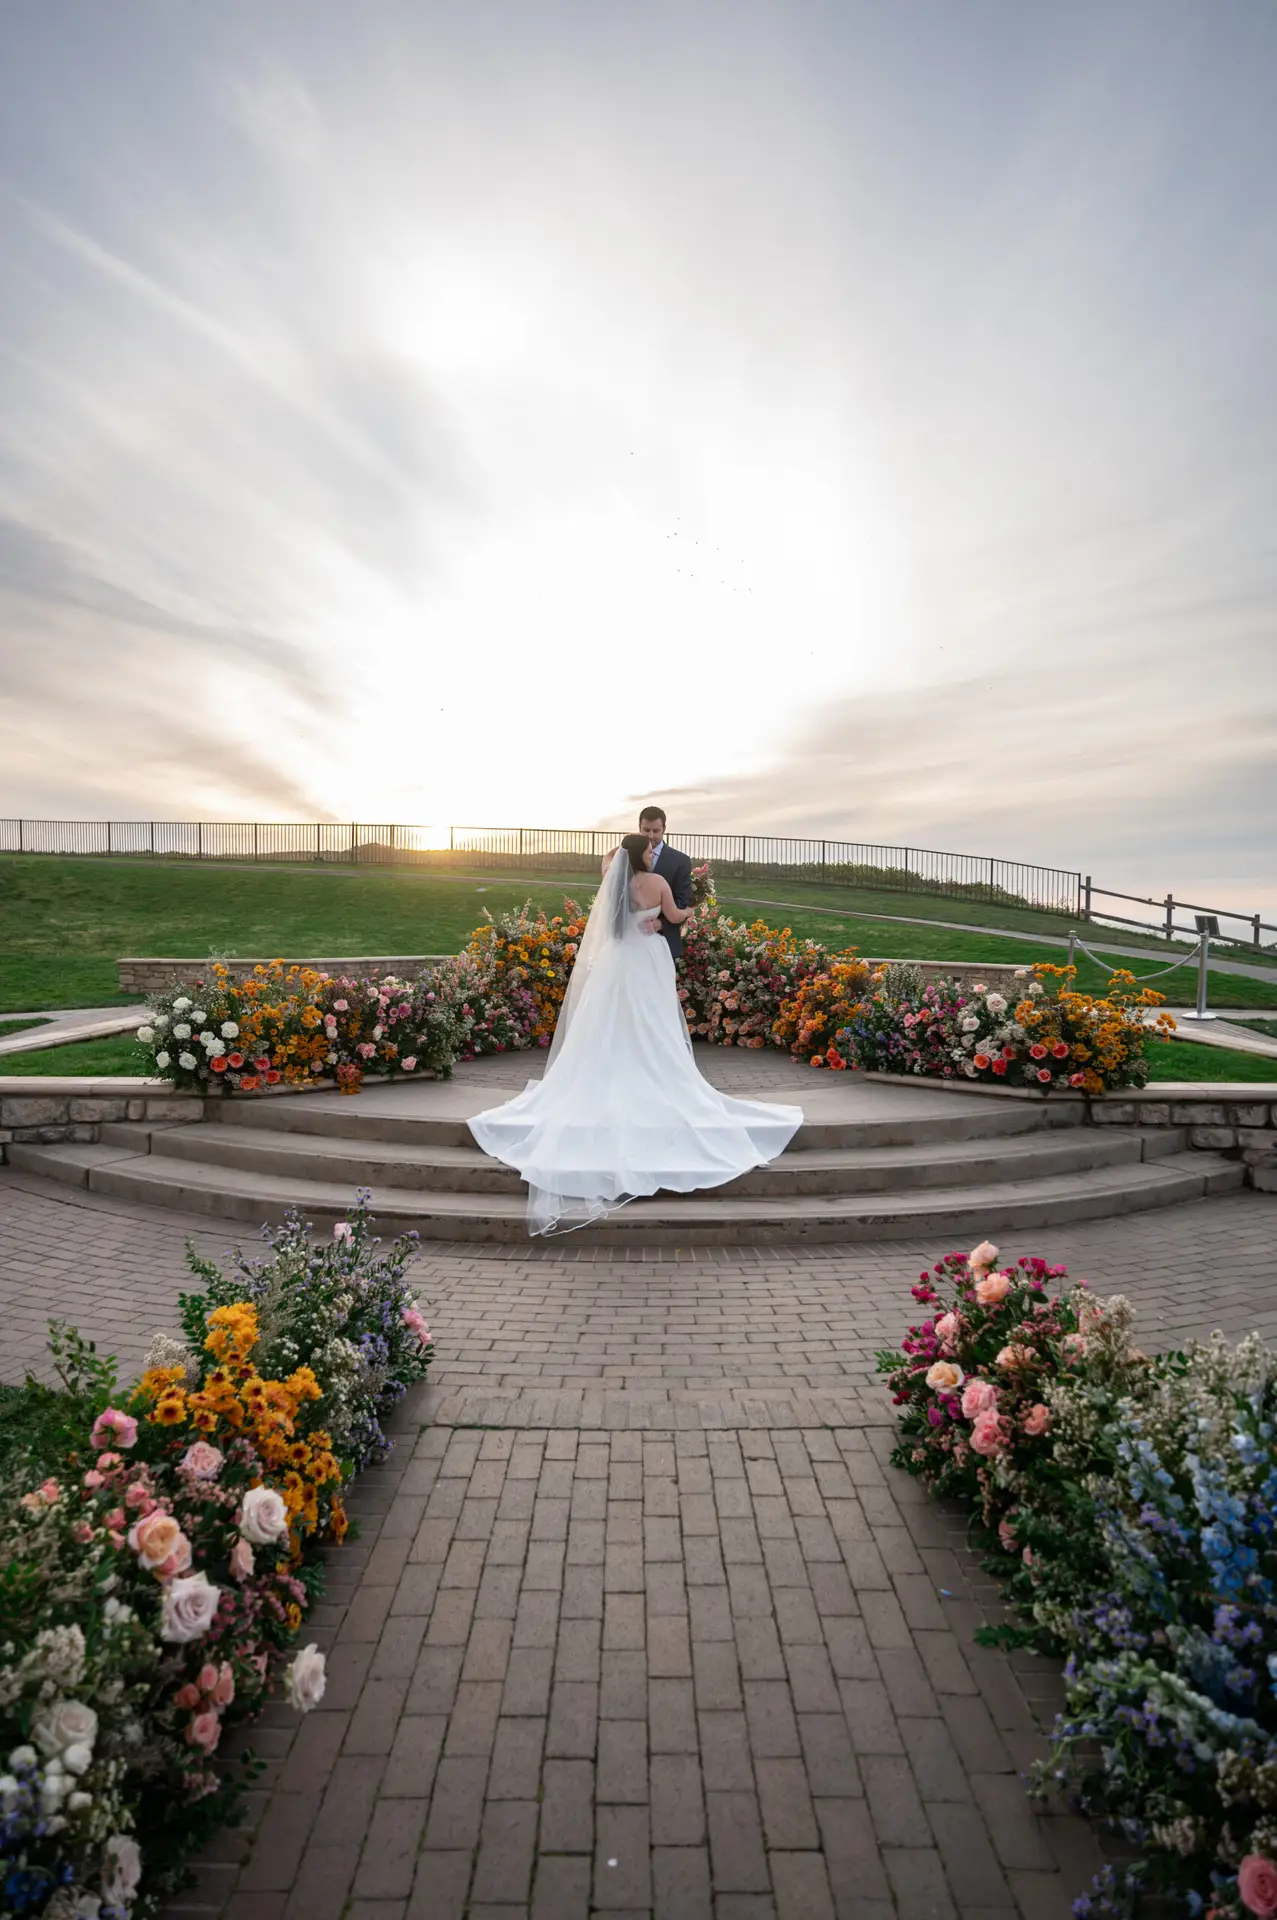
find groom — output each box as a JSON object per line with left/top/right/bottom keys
{"left": 639, "top": 806, "right": 693, "bottom": 958}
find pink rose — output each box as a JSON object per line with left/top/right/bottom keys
{"left": 1061, "top": 1333, "right": 1086, "bottom": 1362}
{"left": 228, "top": 1536, "right": 255, "bottom": 1582}
{"left": 961, "top": 1380, "right": 998, "bottom": 1417}
{"left": 155, "top": 1533, "right": 194, "bottom": 1582}
{"left": 333, "top": 998, "right": 348, "bottom": 1011}
{"left": 213, "top": 1663, "right": 235, "bottom": 1708}
{"left": 970, "top": 1411, "right": 1008, "bottom": 1457}
{"left": 974, "top": 1273, "right": 1012, "bottom": 1305}
{"left": 124, "top": 1482, "right": 154, "bottom": 1512}
{"left": 934, "top": 1313, "right": 960, "bottom": 1350}
{"left": 187, "top": 1710, "right": 222, "bottom": 1751}
{"left": 83, "top": 1469, "right": 105, "bottom": 1490}
{"left": 998, "top": 1517, "right": 1018, "bottom": 1551}
{"left": 91, "top": 1408, "right": 139, "bottom": 1450}
{"left": 174, "top": 1682, "right": 201, "bottom": 1710}
{"left": 996, "top": 1345, "right": 1033, "bottom": 1371}
{"left": 1023, "top": 1404, "right": 1052, "bottom": 1437}
{"left": 198, "top": 1663, "right": 219, "bottom": 1694}
{"left": 402, "top": 1056, "right": 418, "bottom": 1071}
{"left": 968, "top": 1240, "right": 999, "bottom": 1272}
{"left": 1239, "top": 1856, "right": 1277, "bottom": 1917}
{"left": 333, "top": 1222, "right": 354, "bottom": 1244}
{"left": 402, "top": 1306, "right": 430, "bottom": 1344}
{"left": 180, "top": 1441, "right": 224, "bottom": 1481}
{"left": 129, "top": 1509, "right": 185, "bottom": 1575}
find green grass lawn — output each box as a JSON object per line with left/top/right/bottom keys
{"left": 1146, "top": 1039, "right": 1277, "bottom": 1083}
{"left": 3, "top": 853, "right": 1275, "bottom": 1014}
{"left": 0, "top": 1034, "right": 149, "bottom": 1075}
{"left": 1235, "top": 1017, "right": 1277, "bottom": 1041}
{"left": 0, "top": 1015, "right": 50, "bottom": 1037}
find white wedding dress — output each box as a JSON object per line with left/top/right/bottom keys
{"left": 468, "top": 854, "right": 803, "bottom": 1234}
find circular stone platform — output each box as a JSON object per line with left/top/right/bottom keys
{"left": 6, "top": 1046, "right": 1242, "bottom": 1243}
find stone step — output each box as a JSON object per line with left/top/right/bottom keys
{"left": 203, "top": 1084, "right": 1080, "bottom": 1153}
{"left": 7, "top": 1139, "right": 1244, "bottom": 1245}
{"left": 98, "top": 1118, "right": 1188, "bottom": 1199}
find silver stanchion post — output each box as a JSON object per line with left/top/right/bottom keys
{"left": 1194, "top": 918, "right": 1216, "bottom": 1021}
{"left": 1067, "top": 929, "right": 1077, "bottom": 974}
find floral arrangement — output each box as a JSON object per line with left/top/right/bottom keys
{"left": 461, "top": 900, "right": 589, "bottom": 1049}
{"left": 772, "top": 959, "right": 874, "bottom": 1064}
{"left": 0, "top": 1201, "right": 433, "bottom": 1917}
{"left": 830, "top": 963, "right": 1172, "bottom": 1093}
{"left": 678, "top": 906, "right": 833, "bottom": 1048}
{"left": 878, "top": 1241, "right": 1277, "bottom": 1918}
{"left": 134, "top": 962, "right": 465, "bottom": 1096}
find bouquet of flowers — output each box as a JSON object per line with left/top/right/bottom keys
{"left": 463, "top": 901, "right": 590, "bottom": 1048}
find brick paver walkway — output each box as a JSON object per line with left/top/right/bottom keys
{"left": 3, "top": 1160, "right": 1276, "bottom": 1919}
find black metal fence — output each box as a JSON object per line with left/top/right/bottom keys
{"left": 0, "top": 817, "right": 1083, "bottom": 914}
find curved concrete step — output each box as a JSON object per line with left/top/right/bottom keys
{"left": 100, "top": 1118, "right": 1188, "bottom": 1199}
{"left": 7, "top": 1139, "right": 1244, "bottom": 1244}
{"left": 203, "top": 1084, "right": 1079, "bottom": 1153}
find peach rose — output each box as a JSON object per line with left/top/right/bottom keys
{"left": 961, "top": 1380, "right": 998, "bottom": 1418}
{"left": 968, "top": 1240, "right": 999, "bottom": 1272}
{"left": 974, "top": 1273, "right": 1012, "bottom": 1306}
{"left": 969, "top": 1411, "right": 1008, "bottom": 1457}
{"left": 128, "top": 1509, "right": 184, "bottom": 1576}
{"left": 924, "top": 1360, "right": 964, "bottom": 1393}
{"left": 1023, "top": 1404, "right": 1052, "bottom": 1437}
{"left": 228, "top": 1536, "right": 255, "bottom": 1582}
{"left": 934, "top": 1312, "right": 960, "bottom": 1349}
{"left": 995, "top": 1345, "right": 1033, "bottom": 1370}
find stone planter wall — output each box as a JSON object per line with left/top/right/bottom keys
{"left": 864, "top": 958, "right": 1026, "bottom": 994}
{"left": 1090, "top": 1086, "right": 1277, "bottom": 1189}
{"left": 0, "top": 1081, "right": 202, "bottom": 1158}
{"left": 117, "top": 956, "right": 454, "bottom": 994}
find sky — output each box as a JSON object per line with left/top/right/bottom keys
{"left": 0, "top": 0, "right": 1274, "bottom": 914}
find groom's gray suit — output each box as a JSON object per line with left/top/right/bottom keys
{"left": 651, "top": 841, "right": 694, "bottom": 960}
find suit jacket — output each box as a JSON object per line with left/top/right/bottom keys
{"left": 651, "top": 842, "right": 693, "bottom": 959}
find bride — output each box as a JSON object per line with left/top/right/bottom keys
{"left": 468, "top": 835, "right": 804, "bottom": 1234}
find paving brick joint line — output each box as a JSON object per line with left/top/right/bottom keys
{"left": 3, "top": 1167, "right": 1276, "bottom": 1917}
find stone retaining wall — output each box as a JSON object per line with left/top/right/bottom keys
{"left": 117, "top": 956, "right": 453, "bottom": 994}
{"left": 864, "top": 957, "right": 1025, "bottom": 993}
{"left": 0, "top": 1081, "right": 202, "bottom": 1158}
{"left": 1091, "top": 1087, "right": 1277, "bottom": 1190}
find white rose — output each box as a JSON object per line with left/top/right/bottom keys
{"left": 152, "top": 1013, "right": 170, "bottom": 1028}
{"left": 961, "top": 1016, "right": 980, "bottom": 1032}
{"left": 172, "top": 997, "right": 191, "bottom": 1012}
{"left": 986, "top": 993, "right": 1007, "bottom": 1015}
{"left": 154, "top": 1052, "right": 170, "bottom": 1070}
{"left": 172, "top": 1023, "right": 191, "bottom": 1040}
{"left": 0, "top": 1774, "right": 19, "bottom": 1811}
{"left": 135, "top": 1026, "right": 155, "bottom": 1044}
{"left": 325, "top": 1052, "right": 337, "bottom": 1064}
{"left": 220, "top": 1020, "right": 239, "bottom": 1038}
{"left": 9, "top": 1746, "right": 37, "bottom": 1770}
{"left": 190, "top": 1008, "right": 207, "bottom": 1023}
{"left": 239, "top": 1485, "right": 289, "bottom": 1545}
{"left": 62, "top": 1743, "right": 93, "bottom": 1776}
{"left": 199, "top": 1030, "right": 216, "bottom": 1047}
{"left": 160, "top": 1571, "right": 220, "bottom": 1643}
{"left": 207, "top": 1042, "right": 226, "bottom": 1058}
{"left": 283, "top": 1644, "right": 327, "bottom": 1712}
{"left": 177, "top": 1053, "right": 197, "bottom": 1071}
{"left": 67, "top": 1790, "right": 93, "bottom": 1813}
{"left": 1029, "top": 981, "right": 1043, "bottom": 996}
{"left": 102, "top": 1833, "right": 143, "bottom": 1909}
{"left": 32, "top": 1700, "right": 98, "bottom": 1760}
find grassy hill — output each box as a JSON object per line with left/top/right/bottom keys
{"left": 2, "top": 853, "right": 1274, "bottom": 1013}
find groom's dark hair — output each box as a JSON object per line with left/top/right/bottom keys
{"left": 638, "top": 806, "right": 666, "bottom": 828}
{"left": 621, "top": 834, "right": 651, "bottom": 873}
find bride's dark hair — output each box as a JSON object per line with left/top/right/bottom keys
{"left": 621, "top": 833, "right": 650, "bottom": 873}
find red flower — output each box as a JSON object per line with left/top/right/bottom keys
{"left": 227, "top": 1052, "right": 244, "bottom": 1069}
{"left": 253, "top": 1056, "right": 271, "bottom": 1072}
{"left": 210, "top": 1056, "right": 229, "bottom": 1073}
{"left": 239, "top": 1075, "right": 260, "bottom": 1091}
{"left": 1051, "top": 1041, "right": 1069, "bottom": 1059}
{"left": 1069, "top": 1072, "right": 1085, "bottom": 1087}
{"left": 1029, "top": 1043, "right": 1048, "bottom": 1060}
{"left": 264, "top": 1069, "right": 281, "bottom": 1084}
{"left": 1037, "top": 1068, "right": 1052, "bottom": 1083}
{"left": 973, "top": 1053, "right": 990, "bottom": 1070}
{"left": 992, "top": 1059, "right": 1008, "bottom": 1076}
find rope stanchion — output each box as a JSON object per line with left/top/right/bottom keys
{"left": 1063, "top": 929, "right": 1214, "bottom": 1019}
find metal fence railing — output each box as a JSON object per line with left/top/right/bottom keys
{"left": 0, "top": 818, "right": 1084, "bottom": 915}
{"left": 2, "top": 821, "right": 1272, "bottom": 949}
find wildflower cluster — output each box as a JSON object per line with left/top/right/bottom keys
{"left": 0, "top": 1200, "right": 434, "bottom": 1917}
{"left": 460, "top": 900, "right": 589, "bottom": 1051}
{"left": 679, "top": 907, "right": 833, "bottom": 1048}
{"left": 834, "top": 964, "right": 1172, "bottom": 1093}
{"left": 878, "top": 1242, "right": 1277, "bottom": 1918}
